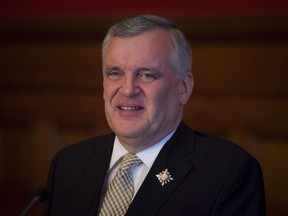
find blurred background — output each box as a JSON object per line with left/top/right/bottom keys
{"left": 0, "top": 0, "right": 287, "bottom": 215}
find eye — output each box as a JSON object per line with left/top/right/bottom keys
{"left": 139, "top": 71, "right": 159, "bottom": 83}
{"left": 105, "top": 69, "right": 123, "bottom": 80}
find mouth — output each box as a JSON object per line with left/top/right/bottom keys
{"left": 118, "top": 106, "right": 144, "bottom": 111}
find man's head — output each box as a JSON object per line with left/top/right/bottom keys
{"left": 102, "top": 15, "right": 192, "bottom": 80}
{"left": 102, "top": 15, "right": 193, "bottom": 153}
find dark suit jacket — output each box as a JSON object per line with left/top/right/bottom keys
{"left": 44, "top": 122, "right": 265, "bottom": 216}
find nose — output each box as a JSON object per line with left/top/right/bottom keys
{"left": 119, "top": 75, "right": 140, "bottom": 96}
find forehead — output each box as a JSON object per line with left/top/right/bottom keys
{"left": 104, "top": 29, "right": 173, "bottom": 64}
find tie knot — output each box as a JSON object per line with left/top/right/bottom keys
{"left": 120, "top": 153, "right": 142, "bottom": 171}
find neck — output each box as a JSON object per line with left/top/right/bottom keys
{"left": 117, "top": 127, "right": 178, "bottom": 154}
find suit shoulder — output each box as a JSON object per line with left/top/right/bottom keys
{"left": 180, "top": 123, "right": 258, "bottom": 162}
{"left": 55, "top": 133, "right": 115, "bottom": 158}
{"left": 192, "top": 130, "right": 260, "bottom": 169}
{"left": 197, "top": 131, "right": 252, "bottom": 154}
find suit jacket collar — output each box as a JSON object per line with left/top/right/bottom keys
{"left": 126, "top": 122, "right": 196, "bottom": 216}
{"left": 81, "top": 134, "right": 115, "bottom": 215}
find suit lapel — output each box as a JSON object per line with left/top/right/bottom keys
{"left": 126, "top": 123, "right": 196, "bottom": 216}
{"left": 79, "top": 135, "right": 114, "bottom": 215}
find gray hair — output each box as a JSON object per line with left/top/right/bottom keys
{"left": 102, "top": 15, "right": 192, "bottom": 80}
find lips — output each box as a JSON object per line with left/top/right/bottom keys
{"left": 118, "top": 105, "right": 144, "bottom": 111}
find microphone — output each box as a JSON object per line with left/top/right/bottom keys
{"left": 20, "top": 187, "right": 49, "bottom": 216}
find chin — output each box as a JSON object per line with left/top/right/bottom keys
{"left": 114, "top": 126, "right": 145, "bottom": 138}
{"left": 116, "top": 129, "right": 141, "bottom": 137}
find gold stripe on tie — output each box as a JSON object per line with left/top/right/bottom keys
{"left": 99, "top": 153, "right": 142, "bottom": 216}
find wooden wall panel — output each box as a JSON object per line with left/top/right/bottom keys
{"left": 257, "top": 140, "right": 288, "bottom": 216}
{"left": 192, "top": 43, "right": 288, "bottom": 95}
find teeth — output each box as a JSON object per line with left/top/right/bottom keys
{"left": 120, "top": 106, "right": 142, "bottom": 111}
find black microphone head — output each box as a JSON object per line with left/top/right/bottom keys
{"left": 35, "top": 187, "right": 49, "bottom": 202}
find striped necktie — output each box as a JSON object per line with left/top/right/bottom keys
{"left": 99, "top": 153, "right": 142, "bottom": 216}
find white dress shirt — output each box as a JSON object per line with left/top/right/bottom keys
{"left": 99, "top": 131, "right": 175, "bottom": 208}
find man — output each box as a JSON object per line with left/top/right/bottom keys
{"left": 44, "top": 15, "right": 265, "bottom": 215}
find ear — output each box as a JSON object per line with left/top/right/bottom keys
{"left": 179, "top": 72, "right": 194, "bottom": 105}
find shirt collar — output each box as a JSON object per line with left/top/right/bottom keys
{"left": 109, "top": 131, "right": 175, "bottom": 171}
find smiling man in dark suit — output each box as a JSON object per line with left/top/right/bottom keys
{"left": 44, "top": 15, "right": 265, "bottom": 216}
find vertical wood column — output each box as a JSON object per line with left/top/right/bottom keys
{"left": 30, "top": 119, "right": 59, "bottom": 189}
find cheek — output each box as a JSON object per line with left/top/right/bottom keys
{"left": 156, "top": 83, "right": 182, "bottom": 107}
{"left": 103, "top": 90, "right": 109, "bottom": 103}
{"left": 103, "top": 81, "right": 115, "bottom": 102}
{"left": 103, "top": 80, "right": 108, "bottom": 100}
{"left": 149, "top": 86, "right": 173, "bottom": 108}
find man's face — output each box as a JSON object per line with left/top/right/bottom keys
{"left": 102, "top": 29, "right": 192, "bottom": 152}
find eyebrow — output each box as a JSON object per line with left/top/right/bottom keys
{"left": 103, "top": 65, "right": 163, "bottom": 76}
{"left": 103, "top": 66, "right": 122, "bottom": 74}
